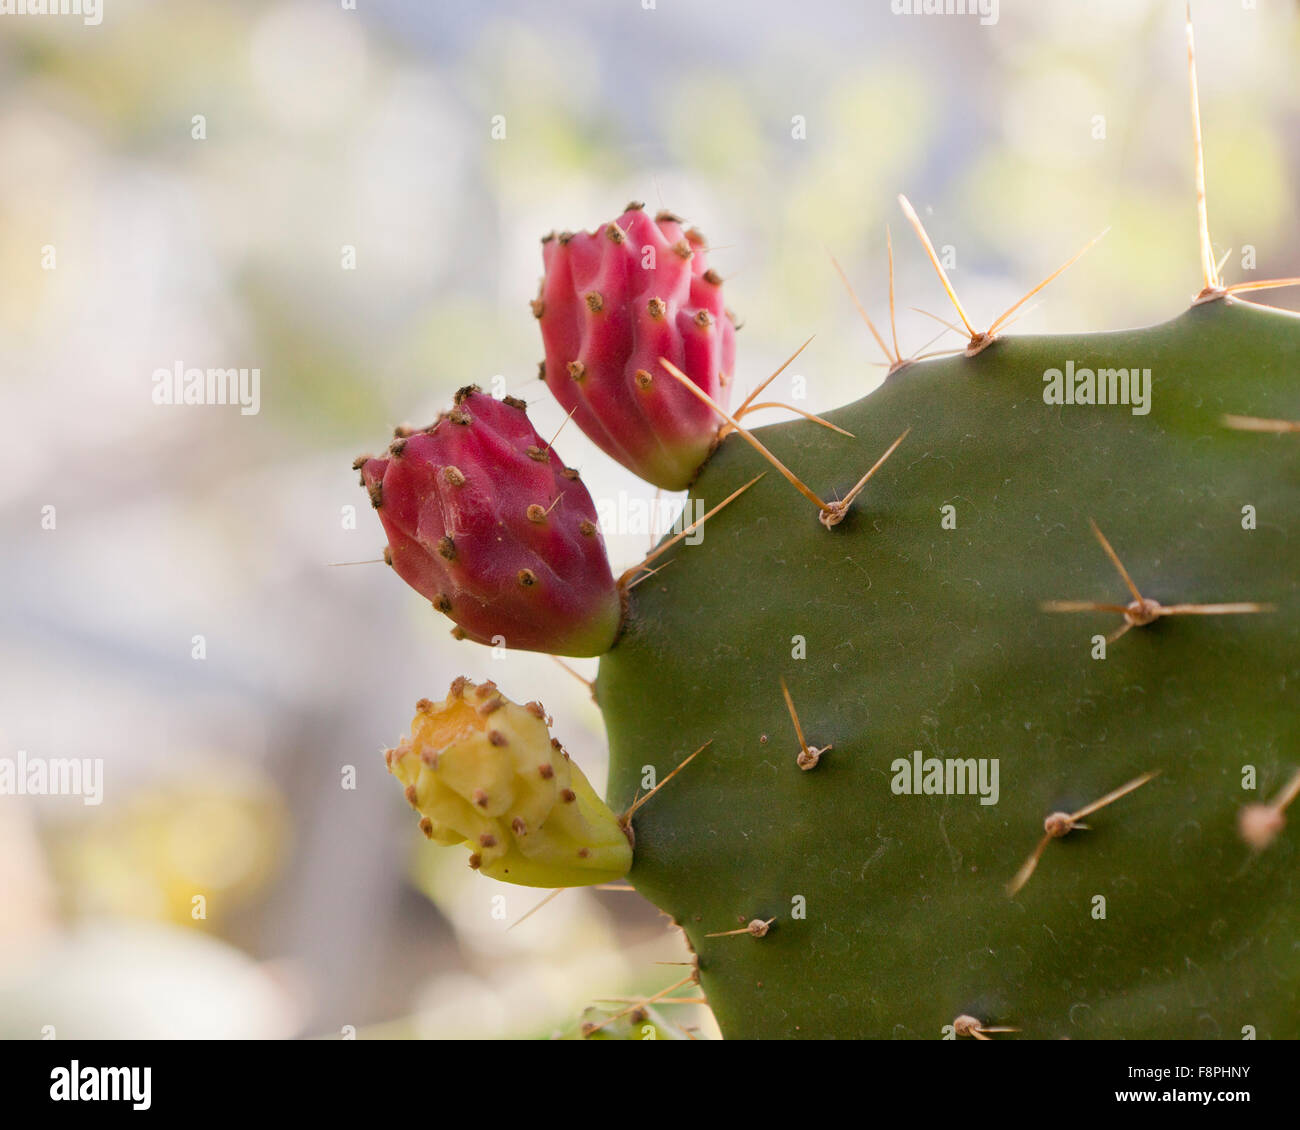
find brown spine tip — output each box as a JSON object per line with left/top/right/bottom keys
{"left": 444, "top": 465, "right": 467, "bottom": 486}
{"left": 561, "top": 466, "right": 580, "bottom": 481}
{"left": 538, "top": 763, "right": 554, "bottom": 779}
{"left": 525, "top": 701, "right": 546, "bottom": 719}
{"left": 479, "top": 834, "right": 498, "bottom": 848}
{"left": 672, "top": 239, "right": 693, "bottom": 260}
{"left": 526, "top": 444, "right": 550, "bottom": 463}
{"left": 472, "top": 789, "right": 489, "bottom": 808}
{"left": 448, "top": 408, "right": 471, "bottom": 426}
{"left": 367, "top": 481, "right": 383, "bottom": 509}
{"left": 433, "top": 594, "right": 453, "bottom": 613}
{"left": 694, "top": 309, "right": 713, "bottom": 329}
{"left": 625, "top": 201, "right": 645, "bottom": 212}
{"left": 557, "top": 231, "right": 574, "bottom": 244}
{"left": 415, "top": 697, "right": 434, "bottom": 714}
{"left": 449, "top": 626, "right": 467, "bottom": 641}
{"left": 418, "top": 816, "right": 434, "bottom": 839}
{"left": 530, "top": 298, "right": 545, "bottom": 318}
{"left": 449, "top": 676, "right": 469, "bottom": 698}
{"left": 478, "top": 697, "right": 503, "bottom": 716}
{"left": 577, "top": 848, "right": 590, "bottom": 859}
{"left": 541, "top": 230, "right": 556, "bottom": 243}
{"left": 585, "top": 291, "right": 604, "bottom": 312}
{"left": 488, "top": 730, "right": 507, "bottom": 746}
{"left": 511, "top": 816, "right": 526, "bottom": 835}
{"left": 403, "top": 784, "right": 418, "bottom": 806}
{"left": 474, "top": 681, "right": 497, "bottom": 699}
{"left": 437, "top": 535, "right": 456, "bottom": 560}
{"left": 503, "top": 394, "right": 528, "bottom": 411}
{"left": 550, "top": 737, "right": 563, "bottom": 750}
{"left": 647, "top": 297, "right": 667, "bottom": 319}
{"left": 393, "top": 423, "right": 416, "bottom": 438}
{"left": 351, "top": 454, "right": 371, "bottom": 471}
{"left": 567, "top": 360, "right": 586, "bottom": 381}
{"left": 685, "top": 226, "right": 705, "bottom": 246}
{"left": 560, "top": 788, "right": 577, "bottom": 803}
{"left": 526, "top": 503, "right": 548, "bottom": 523}
{"left": 578, "top": 519, "right": 597, "bottom": 537}
{"left": 537, "top": 360, "right": 547, "bottom": 381}
{"left": 453, "top": 384, "right": 481, "bottom": 405}
{"left": 655, "top": 209, "right": 683, "bottom": 224}
{"left": 467, "top": 853, "right": 482, "bottom": 870}
{"left": 382, "top": 545, "right": 393, "bottom": 567}
{"left": 634, "top": 369, "right": 653, "bottom": 389}
{"left": 606, "top": 224, "right": 626, "bottom": 245}
{"left": 703, "top": 268, "right": 723, "bottom": 286}
{"left": 517, "top": 568, "right": 538, "bottom": 587}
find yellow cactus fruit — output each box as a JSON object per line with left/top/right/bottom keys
{"left": 384, "top": 678, "right": 632, "bottom": 887}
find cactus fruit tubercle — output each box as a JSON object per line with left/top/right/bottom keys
{"left": 384, "top": 678, "right": 632, "bottom": 888}
{"left": 355, "top": 15, "right": 1300, "bottom": 1039}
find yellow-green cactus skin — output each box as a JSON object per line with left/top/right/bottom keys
{"left": 385, "top": 677, "right": 632, "bottom": 887}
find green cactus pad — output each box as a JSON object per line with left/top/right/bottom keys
{"left": 597, "top": 299, "right": 1300, "bottom": 1039}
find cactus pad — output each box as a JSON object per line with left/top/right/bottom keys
{"left": 598, "top": 299, "right": 1300, "bottom": 1038}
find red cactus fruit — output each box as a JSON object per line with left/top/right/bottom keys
{"left": 534, "top": 203, "right": 737, "bottom": 491}
{"left": 356, "top": 387, "right": 622, "bottom": 657}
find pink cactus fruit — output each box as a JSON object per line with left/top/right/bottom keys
{"left": 356, "top": 387, "right": 622, "bottom": 657}
{"left": 534, "top": 203, "right": 737, "bottom": 491}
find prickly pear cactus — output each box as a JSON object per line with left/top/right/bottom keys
{"left": 597, "top": 297, "right": 1300, "bottom": 1039}
{"left": 358, "top": 11, "right": 1300, "bottom": 1039}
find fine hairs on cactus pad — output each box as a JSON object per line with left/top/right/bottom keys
{"left": 359, "top": 5, "right": 1300, "bottom": 1042}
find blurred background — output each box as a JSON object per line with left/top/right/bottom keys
{"left": 1, "top": 0, "right": 1297, "bottom": 1039}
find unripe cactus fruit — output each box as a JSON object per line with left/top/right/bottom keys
{"left": 535, "top": 203, "right": 737, "bottom": 491}
{"left": 385, "top": 678, "right": 632, "bottom": 887}
{"left": 356, "top": 387, "right": 622, "bottom": 657}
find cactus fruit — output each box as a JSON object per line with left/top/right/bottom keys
{"left": 535, "top": 203, "right": 737, "bottom": 491}
{"left": 355, "top": 386, "right": 621, "bottom": 657}
{"left": 384, "top": 678, "right": 632, "bottom": 887}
